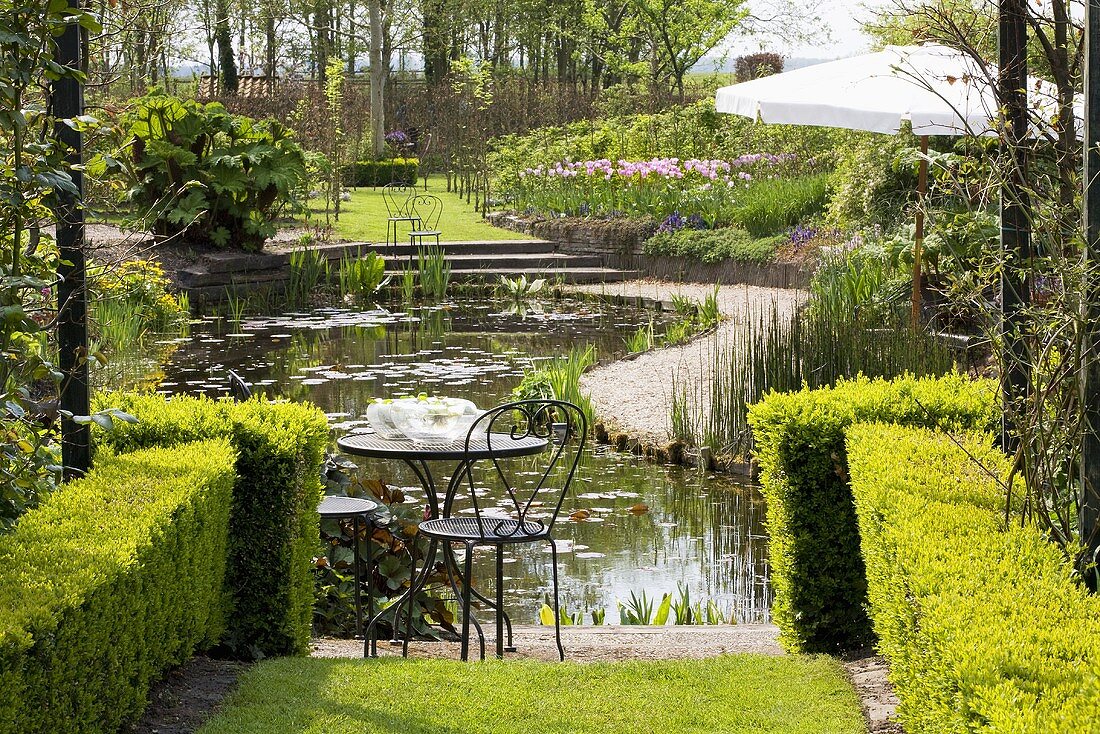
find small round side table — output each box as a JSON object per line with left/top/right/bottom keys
{"left": 318, "top": 495, "right": 380, "bottom": 657}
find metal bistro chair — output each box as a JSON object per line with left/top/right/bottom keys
{"left": 382, "top": 183, "right": 420, "bottom": 255}
{"left": 227, "top": 369, "right": 252, "bottom": 401}
{"left": 406, "top": 399, "right": 587, "bottom": 661}
{"left": 407, "top": 194, "right": 443, "bottom": 249}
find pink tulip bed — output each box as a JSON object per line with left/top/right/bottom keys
{"left": 513, "top": 154, "right": 822, "bottom": 231}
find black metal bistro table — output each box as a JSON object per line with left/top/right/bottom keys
{"left": 336, "top": 430, "right": 548, "bottom": 656}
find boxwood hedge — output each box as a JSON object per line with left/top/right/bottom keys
{"left": 0, "top": 441, "right": 235, "bottom": 734}
{"left": 93, "top": 393, "right": 329, "bottom": 658}
{"left": 746, "top": 373, "right": 995, "bottom": 652}
{"left": 341, "top": 157, "right": 419, "bottom": 187}
{"left": 847, "top": 424, "right": 1100, "bottom": 733}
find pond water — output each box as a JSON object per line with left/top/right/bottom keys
{"left": 115, "top": 296, "right": 772, "bottom": 624}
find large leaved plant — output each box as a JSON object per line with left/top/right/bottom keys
{"left": 105, "top": 92, "right": 308, "bottom": 251}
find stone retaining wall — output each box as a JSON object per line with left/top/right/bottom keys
{"left": 175, "top": 241, "right": 369, "bottom": 302}
{"left": 487, "top": 212, "right": 814, "bottom": 288}
{"left": 487, "top": 212, "right": 651, "bottom": 269}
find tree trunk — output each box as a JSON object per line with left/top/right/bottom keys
{"left": 216, "top": 0, "right": 238, "bottom": 93}
{"left": 265, "top": 10, "right": 276, "bottom": 78}
{"left": 369, "top": 0, "right": 385, "bottom": 157}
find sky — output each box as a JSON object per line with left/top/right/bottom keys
{"left": 724, "top": 0, "right": 887, "bottom": 61}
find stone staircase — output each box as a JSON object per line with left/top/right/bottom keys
{"left": 376, "top": 239, "right": 637, "bottom": 283}
{"left": 177, "top": 238, "right": 638, "bottom": 301}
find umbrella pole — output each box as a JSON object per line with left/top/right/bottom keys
{"left": 911, "top": 135, "right": 929, "bottom": 330}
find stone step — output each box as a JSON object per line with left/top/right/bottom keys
{"left": 381, "top": 252, "right": 603, "bottom": 271}
{"left": 371, "top": 240, "right": 556, "bottom": 257}
{"left": 450, "top": 267, "right": 640, "bottom": 284}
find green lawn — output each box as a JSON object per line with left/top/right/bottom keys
{"left": 198, "top": 655, "right": 865, "bottom": 734}
{"left": 308, "top": 175, "right": 519, "bottom": 243}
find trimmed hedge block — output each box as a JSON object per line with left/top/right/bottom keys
{"left": 93, "top": 393, "right": 329, "bottom": 658}
{"left": 746, "top": 373, "right": 995, "bottom": 652}
{"left": 341, "top": 157, "right": 419, "bottom": 187}
{"left": 0, "top": 441, "right": 236, "bottom": 734}
{"left": 847, "top": 424, "right": 1100, "bottom": 733}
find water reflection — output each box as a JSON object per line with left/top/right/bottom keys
{"left": 115, "top": 297, "right": 773, "bottom": 624}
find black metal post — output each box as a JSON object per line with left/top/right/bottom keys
{"left": 998, "top": 0, "right": 1031, "bottom": 454}
{"left": 52, "top": 3, "right": 91, "bottom": 479}
{"left": 1080, "top": 0, "right": 1100, "bottom": 589}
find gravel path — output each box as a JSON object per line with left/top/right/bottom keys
{"left": 571, "top": 280, "right": 806, "bottom": 444}
{"left": 312, "top": 624, "right": 783, "bottom": 661}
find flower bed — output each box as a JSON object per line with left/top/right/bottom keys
{"left": 513, "top": 155, "right": 816, "bottom": 228}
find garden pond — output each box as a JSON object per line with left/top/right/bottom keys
{"left": 105, "top": 295, "right": 771, "bottom": 624}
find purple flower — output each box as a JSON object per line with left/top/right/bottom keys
{"left": 788, "top": 225, "right": 818, "bottom": 248}
{"left": 385, "top": 130, "right": 410, "bottom": 145}
{"left": 686, "top": 213, "right": 708, "bottom": 230}
{"left": 657, "top": 211, "right": 687, "bottom": 234}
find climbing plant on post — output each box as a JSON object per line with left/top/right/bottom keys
{"left": 0, "top": 0, "right": 100, "bottom": 522}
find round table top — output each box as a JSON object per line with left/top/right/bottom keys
{"left": 337, "top": 430, "right": 548, "bottom": 461}
{"left": 317, "top": 495, "right": 380, "bottom": 518}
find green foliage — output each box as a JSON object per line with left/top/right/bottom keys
{"left": 198, "top": 655, "right": 865, "bottom": 734}
{"left": 885, "top": 208, "right": 999, "bottom": 275}
{"left": 488, "top": 101, "right": 841, "bottom": 193}
{"left": 731, "top": 174, "right": 829, "bottom": 237}
{"left": 0, "top": 247, "right": 62, "bottom": 528}
{"left": 338, "top": 251, "right": 386, "bottom": 302}
{"left": 400, "top": 261, "right": 416, "bottom": 303}
{"left": 513, "top": 344, "right": 597, "bottom": 429}
{"left": 416, "top": 246, "right": 451, "bottom": 301}
{"left": 624, "top": 319, "right": 656, "bottom": 352}
{"left": 745, "top": 374, "right": 996, "bottom": 653}
{"left": 673, "top": 299, "right": 957, "bottom": 459}
{"left": 340, "top": 158, "right": 420, "bottom": 187}
{"left": 0, "top": 1, "right": 102, "bottom": 525}
{"left": 89, "top": 258, "right": 187, "bottom": 341}
{"left": 313, "top": 469, "right": 456, "bottom": 640}
{"left": 104, "top": 91, "right": 308, "bottom": 251}
{"left": 806, "top": 247, "right": 909, "bottom": 324}
{"left": 0, "top": 441, "right": 235, "bottom": 734}
{"left": 826, "top": 131, "right": 919, "bottom": 231}
{"left": 847, "top": 424, "right": 1100, "bottom": 733}
{"left": 288, "top": 246, "right": 330, "bottom": 306}
{"left": 618, "top": 589, "right": 656, "bottom": 624}
{"left": 92, "top": 393, "right": 329, "bottom": 658}
{"left": 643, "top": 226, "right": 783, "bottom": 264}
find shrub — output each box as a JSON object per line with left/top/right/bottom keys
{"left": 89, "top": 258, "right": 187, "bottom": 331}
{"left": 735, "top": 52, "right": 785, "bottom": 81}
{"left": 0, "top": 441, "right": 235, "bottom": 734}
{"left": 92, "top": 393, "right": 329, "bottom": 658}
{"left": 103, "top": 91, "right": 309, "bottom": 251}
{"left": 340, "top": 157, "right": 419, "bottom": 187}
{"left": 731, "top": 173, "right": 830, "bottom": 237}
{"left": 643, "top": 226, "right": 783, "bottom": 264}
{"left": 746, "top": 374, "right": 996, "bottom": 653}
{"left": 847, "top": 424, "right": 1100, "bottom": 733}
{"left": 826, "top": 131, "right": 919, "bottom": 231}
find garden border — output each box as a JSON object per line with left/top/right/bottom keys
{"left": 487, "top": 213, "right": 813, "bottom": 288}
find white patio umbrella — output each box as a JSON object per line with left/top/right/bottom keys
{"left": 715, "top": 43, "right": 1067, "bottom": 323}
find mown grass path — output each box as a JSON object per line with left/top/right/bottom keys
{"left": 198, "top": 655, "right": 864, "bottom": 734}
